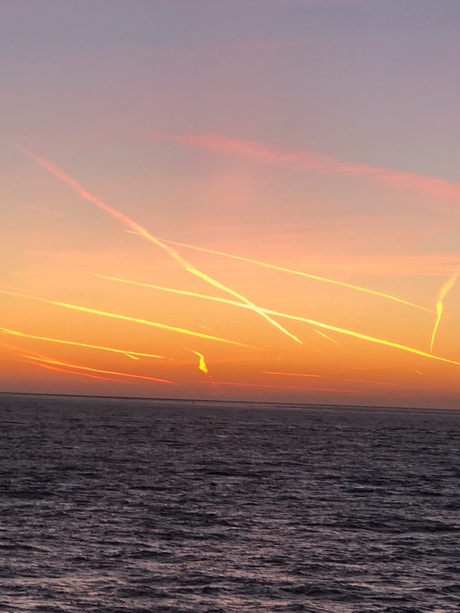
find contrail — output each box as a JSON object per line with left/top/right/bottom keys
{"left": 262, "top": 370, "right": 398, "bottom": 387}
{"left": 314, "top": 329, "right": 340, "bottom": 344}
{"left": 95, "top": 272, "right": 428, "bottom": 315}
{"left": 429, "top": 265, "right": 460, "bottom": 353}
{"left": 183, "top": 348, "right": 218, "bottom": 393}
{"left": 159, "top": 240, "right": 431, "bottom": 312}
{"left": 341, "top": 378, "right": 398, "bottom": 387}
{"left": 165, "top": 132, "right": 460, "bottom": 202}
{"left": 21, "top": 204, "right": 63, "bottom": 216}
{"left": 94, "top": 275, "right": 460, "bottom": 368}
{"left": 25, "top": 354, "right": 174, "bottom": 384}
{"left": 0, "top": 326, "right": 168, "bottom": 361}
{"left": 34, "top": 361, "right": 123, "bottom": 383}
{"left": 20, "top": 149, "right": 301, "bottom": 345}
{"left": 10, "top": 343, "right": 122, "bottom": 383}
{"left": 192, "top": 350, "right": 210, "bottom": 375}
{"left": 0, "top": 288, "right": 247, "bottom": 346}
{"left": 262, "top": 371, "right": 321, "bottom": 378}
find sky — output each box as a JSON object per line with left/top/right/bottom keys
{"left": 1, "top": 0, "right": 459, "bottom": 408}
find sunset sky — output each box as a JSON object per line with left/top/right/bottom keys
{"left": 1, "top": 0, "right": 459, "bottom": 408}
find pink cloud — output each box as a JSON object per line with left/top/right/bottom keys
{"left": 162, "top": 132, "right": 460, "bottom": 203}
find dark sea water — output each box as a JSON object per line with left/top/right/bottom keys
{"left": 0, "top": 394, "right": 459, "bottom": 612}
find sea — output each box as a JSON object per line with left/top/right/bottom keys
{"left": 0, "top": 394, "right": 459, "bottom": 612}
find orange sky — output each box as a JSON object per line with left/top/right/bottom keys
{"left": 1, "top": 0, "right": 459, "bottom": 408}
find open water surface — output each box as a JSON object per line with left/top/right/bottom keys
{"left": 0, "top": 394, "right": 459, "bottom": 612}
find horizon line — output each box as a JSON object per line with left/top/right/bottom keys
{"left": 0, "top": 390, "right": 457, "bottom": 412}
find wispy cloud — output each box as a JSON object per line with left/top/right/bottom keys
{"left": 162, "top": 132, "right": 460, "bottom": 203}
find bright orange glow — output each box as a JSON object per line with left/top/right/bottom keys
{"left": 429, "top": 265, "right": 460, "bottom": 353}
{"left": 0, "top": 326, "right": 167, "bottom": 360}
{"left": 21, "top": 149, "right": 302, "bottom": 345}
{"left": 25, "top": 354, "right": 174, "bottom": 384}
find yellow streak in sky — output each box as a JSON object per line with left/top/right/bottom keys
{"left": 0, "top": 327, "right": 167, "bottom": 360}
{"left": 262, "top": 371, "right": 321, "bottom": 379}
{"left": 192, "top": 351, "right": 209, "bottom": 375}
{"left": 162, "top": 239, "right": 431, "bottom": 312}
{"left": 34, "top": 361, "right": 122, "bottom": 383}
{"left": 342, "top": 378, "right": 398, "bottom": 387}
{"left": 22, "top": 204, "right": 63, "bottom": 216}
{"left": 314, "top": 329, "right": 340, "bottom": 344}
{"left": 262, "top": 372, "right": 397, "bottom": 388}
{"left": 0, "top": 288, "right": 246, "bottom": 346}
{"left": 429, "top": 265, "right": 460, "bottom": 353}
{"left": 262, "top": 309, "right": 460, "bottom": 368}
{"left": 22, "top": 149, "right": 301, "bottom": 345}
{"left": 95, "top": 275, "right": 460, "bottom": 368}
{"left": 25, "top": 355, "right": 174, "bottom": 384}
